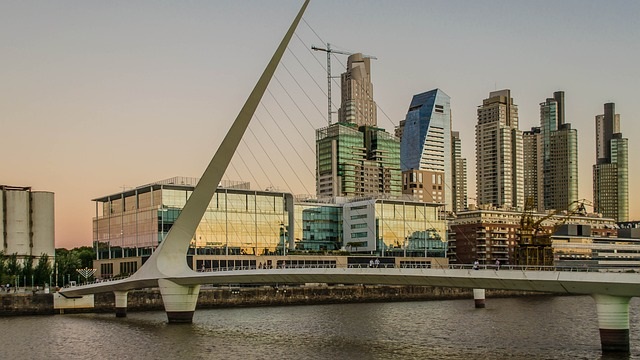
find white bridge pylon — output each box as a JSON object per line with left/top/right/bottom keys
{"left": 60, "top": 0, "right": 311, "bottom": 323}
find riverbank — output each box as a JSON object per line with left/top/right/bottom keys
{"left": 0, "top": 285, "right": 550, "bottom": 316}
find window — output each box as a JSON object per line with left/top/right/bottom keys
{"left": 101, "top": 263, "right": 113, "bottom": 278}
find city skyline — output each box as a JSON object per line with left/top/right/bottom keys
{"left": 1, "top": 0, "right": 639, "bottom": 248}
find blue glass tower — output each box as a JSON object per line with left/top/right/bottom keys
{"left": 399, "top": 89, "right": 452, "bottom": 210}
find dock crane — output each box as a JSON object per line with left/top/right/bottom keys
{"left": 311, "top": 43, "right": 377, "bottom": 125}
{"left": 516, "top": 199, "right": 590, "bottom": 266}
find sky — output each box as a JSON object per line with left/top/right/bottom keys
{"left": 1, "top": 0, "right": 639, "bottom": 249}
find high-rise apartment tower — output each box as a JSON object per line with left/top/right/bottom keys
{"left": 475, "top": 89, "right": 524, "bottom": 210}
{"left": 593, "top": 103, "right": 629, "bottom": 222}
{"left": 338, "top": 53, "right": 377, "bottom": 127}
{"left": 538, "top": 91, "right": 578, "bottom": 211}
{"left": 523, "top": 127, "right": 543, "bottom": 211}
{"left": 451, "top": 131, "right": 468, "bottom": 213}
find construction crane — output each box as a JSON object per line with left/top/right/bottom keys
{"left": 516, "top": 199, "right": 590, "bottom": 266}
{"left": 311, "top": 43, "right": 377, "bottom": 125}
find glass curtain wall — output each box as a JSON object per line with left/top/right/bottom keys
{"left": 94, "top": 186, "right": 290, "bottom": 259}
{"left": 293, "top": 203, "right": 343, "bottom": 251}
{"left": 376, "top": 200, "right": 446, "bottom": 257}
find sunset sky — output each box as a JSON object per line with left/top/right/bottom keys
{"left": 2, "top": 0, "right": 638, "bottom": 249}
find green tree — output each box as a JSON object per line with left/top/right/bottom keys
{"left": 0, "top": 251, "right": 6, "bottom": 285}
{"left": 55, "top": 249, "right": 81, "bottom": 286}
{"left": 21, "top": 256, "right": 34, "bottom": 288}
{"left": 75, "top": 246, "right": 95, "bottom": 269}
{"left": 34, "top": 254, "right": 53, "bottom": 286}
{"left": 6, "top": 253, "right": 21, "bottom": 286}
{"left": 52, "top": 246, "right": 99, "bottom": 286}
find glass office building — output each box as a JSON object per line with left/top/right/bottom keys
{"left": 316, "top": 123, "right": 366, "bottom": 197}
{"left": 316, "top": 123, "right": 401, "bottom": 199}
{"left": 342, "top": 198, "right": 446, "bottom": 257}
{"left": 399, "top": 89, "right": 452, "bottom": 210}
{"left": 294, "top": 202, "right": 343, "bottom": 251}
{"left": 93, "top": 177, "right": 293, "bottom": 259}
{"left": 93, "top": 178, "right": 446, "bottom": 271}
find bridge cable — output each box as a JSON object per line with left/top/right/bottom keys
{"left": 273, "top": 75, "right": 323, "bottom": 134}
{"left": 280, "top": 63, "right": 326, "bottom": 122}
{"left": 258, "top": 98, "right": 315, "bottom": 181}
{"left": 246, "top": 122, "right": 296, "bottom": 192}
{"left": 253, "top": 112, "right": 312, "bottom": 195}
{"left": 236, "top": 143, "right": 260, "bottom": 187}
{"left": 266, "top": 87, "right": 316, "bottom": 157}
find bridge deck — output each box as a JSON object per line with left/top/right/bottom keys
{"left": 60, "top": 265, "right": 640, "bottom": 298}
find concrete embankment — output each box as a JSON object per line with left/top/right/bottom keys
{"left": 0, "top": 293, "right": 55, "bottom": 316}
{"left": 0, "top": 285, "right": 548, "bottom": 316}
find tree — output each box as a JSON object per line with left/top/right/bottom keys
{"left": 0, "top": 251, "right": 6, "bottom": 285}
{"left": 6, "top": 253, "right": 20, "bottom": 276}
{"left": 21, "top": 256, "right": 34, "bottom": 288}
{"left": 75, "top": 246, "right": 95, "bottom": 269}
{"left": 34, "top": 254, "right": 53, "bottom": 286}
{"left": 55, "top": 249, "right": 81, "bottom": 286}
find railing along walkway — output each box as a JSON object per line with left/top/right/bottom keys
{"left": 69, "top": 263, "right": 639, "bottom": 288}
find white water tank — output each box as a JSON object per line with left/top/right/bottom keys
{"left": 32, "top": 192, "right": 55, "bottom": 258}
{"left": 1, "top": 186, "right": 55, "bottom": 260}
{"left": 5, "top": 190, "right": 30, "bottom": 255}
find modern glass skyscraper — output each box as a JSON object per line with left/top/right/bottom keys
{"left": 315, "top": 123, "right": 401, "bottom": 198}
{"left": 397, "top": 89, "right": 452, "bottom": 209}
{"left": 593, "top": 103, "right": 629, "bottom": 222}
{"left": 475, "top": 89, "right": 524, "bottom": 210}
{"left": 539, "top": 91, "right": 578, "bottom": 211}
{"left": 316, "top": 52, "right": 400, "bottom": 199}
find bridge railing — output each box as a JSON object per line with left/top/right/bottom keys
{"left": 197, "top": 264, "right": 339, "bottom": 272}
{"left": 66, "top": 274, "right": 134, "bottom": 288}
{"left": 196, "top": 263, "right": 640, "bottom": 273}
{"left": 70, "top": 263, "right": 639, "bottom": 288}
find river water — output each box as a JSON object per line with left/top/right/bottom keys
{"left": 1, "top": 295, "right": 639, "bottom": 359}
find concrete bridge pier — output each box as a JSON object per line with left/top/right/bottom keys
{"left": 114, "top": 290, "right": 129, "bottom": 318}
{"left": 592, "top": 293, "right": 631, "bottom": 353}
{"left": 159, "top": 279, "right": 201, "bottom": 323}
{"left": 473, "top": 289, "right": 486, "bottom": 308}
